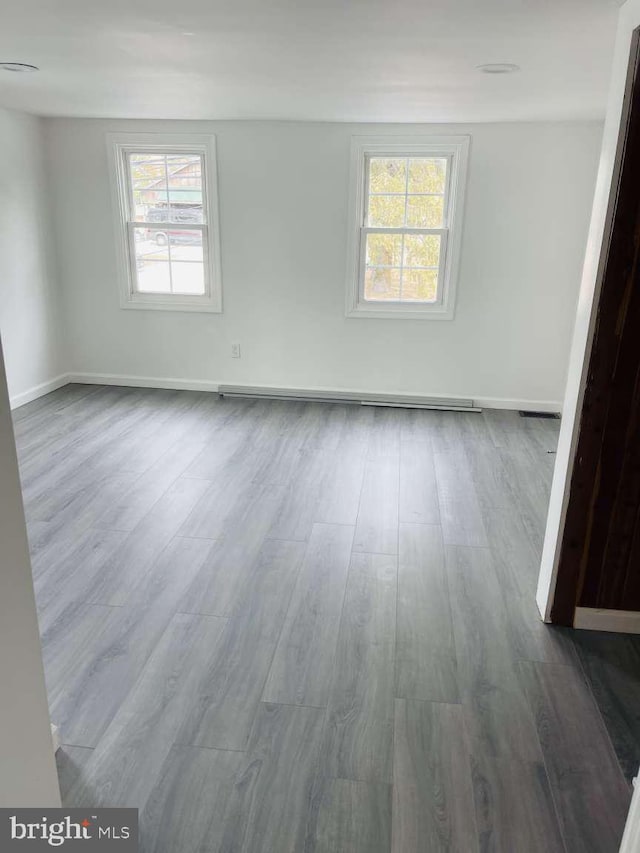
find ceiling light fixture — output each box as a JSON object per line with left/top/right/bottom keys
{"left": 0, "top": 62, "right": 39, "bottom": 73}
{"left": 477, "top": 63, "right": 520, "bottom": 74}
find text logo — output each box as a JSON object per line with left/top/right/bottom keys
{"left": 1, "top": 810, "right": 137, "bottom": 850}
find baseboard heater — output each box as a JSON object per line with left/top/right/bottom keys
{"left": 217, "top": 385, "right": 481, "bottom": 412}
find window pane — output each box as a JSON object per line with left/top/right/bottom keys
{"left": 166, "top": 154, "right": 203, "bottom": 213}
{"left": 407, "top": 195, "right": 444, "bottom": 228}
{"left": 171, "top": 262, "right": 205, "bottom": 295}
{"left": 134, "top": 226, "right": 171, "bottom": 251}
{"left": 129, "top": 154, "right": 169, "bottom": 221}
{"left": 130, "top": 153, "right": 166, "bottom": 176}
{"left": 167, "top": 230, "right": 204, "bottom": 262}
{"left": 403, "top": 234, "right": 441, "bottom": 268}
{"left": 128, "top": 152, "right": 204, "bottom": 224}
{"left": 402, "top": 269, "right": 438, "bottom": 302}
{"left": 368, "top": 194, "right": 405, "bottom": 227}
{"left": 364, "top": 267, "right": 401, "bottom": 301}
{"left": 132, "top": 227, "right": 170, "bottom": 293}
{"left": 408, "top": 158, "right": 447, "bottom": 194}
{"left": 366, "top": 233, "right": 403, "bottom": 267}
{"left": 137, "top": 203, "right": 169, "bottom": 223}
{"left": 136, "top": 261, "right": 171, "bottom": 293}
{"left": 133, "top": 227, "right": 170, "bottom": 260}
{"left": 132, "top": 226, "right": 205, "bottom": 295}
{"left": 168, "top": 204, "right": 204, "bottom": 225}
{"left": 166, "top": 154, "right": 202, "bottom": 184}
{"left": 369, "top": 158, "right": 406, "bottom": 194}
{"left": 135, "top": 226, "right": 204, "bottom": 252}
{"left": 141, "top": 202, "right": 202, "bottom": 224}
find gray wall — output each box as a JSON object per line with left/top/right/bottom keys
{"left": 46, "top": 118, "right": 603, "bottom": 409}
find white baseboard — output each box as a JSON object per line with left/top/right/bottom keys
{"left": 474, "top": 396, "right": 561, "bottom": 413}
{"left": 68, "top": 372, "right": 220, "bottom": 393}
{"left": 66, "top": 373, "right": 562, "bottom": 413}
{"left": 11, "top": 371, "right": 222, "bottom": 409}
{"left": 9, "top": 374, "right": 71, "bottom": 410}
{"left": 574, "top": 607, "right": 640, "bottom": 634}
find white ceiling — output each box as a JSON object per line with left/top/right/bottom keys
{"left": 0, "top": 0, "right": 622, "bottom": 122}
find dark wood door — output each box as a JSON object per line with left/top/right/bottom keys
{"left": 552, "top": 28, "right": 640, "bottom": 624}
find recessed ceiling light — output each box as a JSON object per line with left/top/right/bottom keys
{"left": 0, "top": 62, "right": 39, "bottom": 73}
{"left": 477, "top": 63, "right": 520, "bottom": 74}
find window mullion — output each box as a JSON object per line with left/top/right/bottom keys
{"left": 363, "top": 156, "right": 371, "bottom": 227}
{"left": 167, "top": 234, "right": 174, "bottom": 295}
{"left": 161, "top": 154, "right": 175, "bottom": 294}
{"left": 362, "top": 227, "right": 446, "bottom": 236}
{"left": 130, "top": 222, "right": 205, "bottom": 231}
{"left": 403, "top": 158, "right": 410, "bottom": 226}
{"left": 125, "top": 152, "right": 135, "bottom": 221}
{"left": 400, "top": 233, "right": 405, "bottom": 301}
{"left": 400, "top": 158, "right": 410, "bottom": 301}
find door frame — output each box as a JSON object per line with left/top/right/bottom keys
{"left": 536, "top": 27, "right": 640, "bottom": 625}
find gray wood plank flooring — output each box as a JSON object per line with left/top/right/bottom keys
{"left": 392, "top": 698, "right": 478, "bottom": 852}
{"left": 52, "top": 536, "right": 215, "bottom": 747}
{"left": 177, "top": 539, "right": 305, "bottom": 750}
{"left": 396, "top": 523, "right": 459, "bottom": 703}
{"left": 571, "top": 631, "right": 640, "bottom": 782}
{"left": 519, "top": 660, "right": 631, "bottom": 852}
{"left": 399, "top": 440, "right": 440, "bottom": 525}
{"left": 13, "top": 385, "right": 636, "bottom": 852}
{"left": 321, "top": 552, "right": 397, "bottom": 783}
{"left": 353, "top": 458, "right": 399, "bottom": 555}
{"left": 470, "top": 754, "right": 566, "bottom": 852}
{"left": 236, "top": 701, "right": 326, "bottom": 853}
{"left": 447, "top": 544, "right": 544, "bottom": 762}
{"left": 262, "top": 523, "right": 354, "bottom": 706}
{"left": 139, "top": 744, "right": 245, "bottom": 853}
{"left": 306, "top": 777, "right": 392, "bottom": 853}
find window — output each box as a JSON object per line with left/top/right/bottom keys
{"left": 346, "top": 135, "right": 469, "bottom": 319}
{"left": 108, "top": 134, "right": 222, "bottom": 312}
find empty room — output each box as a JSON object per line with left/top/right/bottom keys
{"left": 2, "top": 0, "right": 640, "bottom": 850}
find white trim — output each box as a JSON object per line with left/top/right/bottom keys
{"left": 345, "top": 134, "right": 470, "bottom": 320}
{"left": 620, "top": 771, "right": 640, "bottom": 853}
{"left": 573, "top": 607, "right": 640, "bottom": 634}
{"left": 68, "top": 372, "right": 221, "bottom": 393}
{"left": 65, "top": 372, "right": 561, "bottom": 412}
{"left": 51, "top": 724, "right": 59, "bottom": 754}
{"left": 9, "top": 374, "right": 70, "bottom": 410}
{"left": 106, "top": 132, "right": 223, "bottom": 314}
{"left": 477, "top": 397, "right": 561, "bottom": 413}
{"left": 7, "top": 370, "right": 563, "bottom": 415}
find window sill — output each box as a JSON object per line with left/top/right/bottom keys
{"left": 120, "top": 294, "right": 222, "bottom": 314}
{"left": 346, "top": 303, "right": 455, "bottom": 320}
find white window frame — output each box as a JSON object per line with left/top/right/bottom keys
{"left": 107, "top": 132, "right": 223, "bottom": 313}
{"left": 345, "top": 134, "right": 470, "bottom": 320}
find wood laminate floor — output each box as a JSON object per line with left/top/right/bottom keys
{"left": 13, "top": 384, "right": 639, "bottom": 852}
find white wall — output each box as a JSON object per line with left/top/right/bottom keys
{"left": 0, "top": 337, "right": 61, "bottom": 806}
{"left": 537, "top": 0, "right": 640, "bottom": 619}
{"left": 46, "top": 119, "right": 602, "bottom": 409}
{"left": 0, "top": 108, "right": 65, "bottom": 407}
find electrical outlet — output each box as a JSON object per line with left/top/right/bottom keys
{"left": 231, "top": 343, "right": 241, "bottom": 359}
